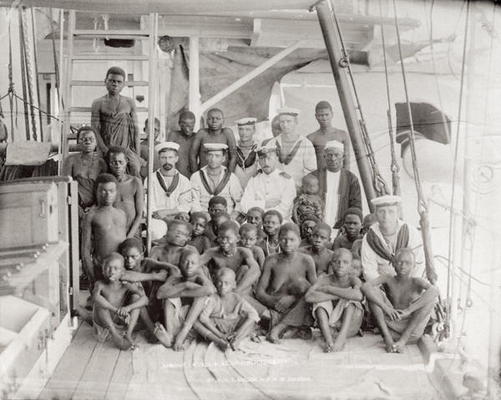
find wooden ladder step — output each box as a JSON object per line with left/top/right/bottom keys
{"left": 71, "top": 54, "right": 149, "bottom": 61}
{"left": 70, "top": 80, "right": 149, "bottom": 87}
{"left": 69, "top": 106, "right": 149, "bottom": 113}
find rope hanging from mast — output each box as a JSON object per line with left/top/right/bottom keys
{"left": 391, "top": 0, "right": 437, "bottom": 285}
{"left": 378, "top": 0, "right": 401, "bottom": 197}
{"left": 329, "top": 1, "right": 389, "bottom": 198}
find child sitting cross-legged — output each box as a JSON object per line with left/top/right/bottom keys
{"left": 92, "top": 252, "right": 148, "bottom": 350}
{"left": 305, "top": 248, "right": 364, "bottom": 352}
{"left": 361, "top": 247, "right": 438, "bottom": 353}
{"left": 195, "top": 268, "right": 259, "bottom": 351}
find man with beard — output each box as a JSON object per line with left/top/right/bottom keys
{"left": 307, "top": 101, "right": 351, "bottom": 171}
{"left": 107, "top": 146, "right": 144, "bottom": 238}
{"left": 145, "top": 142, "right": 192, "bottom": 232}
{"left": 304, "top": 140, "right": 361, "bottom": 231}
{"left": 167, "top": 111, "right": 197, "bottom": 178}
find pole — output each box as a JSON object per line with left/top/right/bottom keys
{"left": 315, "top": 0, "right": 377, "bottom": 207}
{"left": 146, "top": 13, "right": 158, "bottom": 255}
{"left": 189, "top": 36, "right": 201, "bottom": 130}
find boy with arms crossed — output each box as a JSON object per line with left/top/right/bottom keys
{"left": 305, "top": 248, "right": 363, "bottom": 352}
{"left": 93, "top": 253, "right": 148, "bottom": 350}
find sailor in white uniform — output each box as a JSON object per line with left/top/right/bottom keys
{"left": 240, "top": 141, "right": 296, "bottom": 221}
{"left": 190, "top": 143, "right": 243, "bottom": 216}
{"left": 234, "top": 117, "right": 260, "bottom": 190}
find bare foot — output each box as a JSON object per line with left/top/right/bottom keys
{"left": 324, "top": 342, "right": 335, "bottom": 353}
{"left": 125, "top": 332, "right": 136, "bottom": 349}
{"left": 267, "top": 326, "right": 282, "bottom": 344}
{"left": 384, "top": 336, "right": 396, "bottom": 353}
{"left": 215, "top": 338, "right": 230, "bottom": 351}
{"left": 112, "top": 334, "right": 132, "bottom": 350}
{"left": 153, "top": 322, "right": 173, "bottom": 348}
{"left": 144, "top": 329, "right": 159, "bottom": 344}
{"left": 392, "top": 340, "right": 406, "bottom": 353}
{"left": 331, "top": 340, "right": 345, "bottom": 352}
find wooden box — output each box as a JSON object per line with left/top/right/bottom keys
{"left": 0, "top": 182, "right": 59, "bottom": 248}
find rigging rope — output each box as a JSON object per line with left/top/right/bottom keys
{"left": 329, "top": 1, "right": 389, "bottom": 197}
{"left": 18, "top": 9, "right": 31, "bottom": 140}
{"left": 30, "top": 7, "right": 44, "bottom": 141}
{"left": 391, "top": 0, "right": 438, "bottom": 285}
{"left": 378, "top": 0, "right": 401, "bottom": 197}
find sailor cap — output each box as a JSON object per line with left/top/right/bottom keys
{"left": 203, "top": 143, "right": 228, "bottom": 152}
{"left": 236, "top": 117, "right": 257, "bottom": 126}
{"left": 257, "top": 140, "right": 278, "bottom": 157}
{"left": 324, "top": 140, "right": 344, "bottom": 152}
{"left": 371, "top": 195, "right": 402, "bottom": 207}
{"left": 155, "top": 141, "right": 180, "bottom": 153}
{"left": 277, "top": 107, "right": 300, "bottom": 117}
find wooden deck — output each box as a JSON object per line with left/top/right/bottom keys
{"left": 40, "top": 322, "right": 445, "bottom": 400}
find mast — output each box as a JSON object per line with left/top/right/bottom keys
{"left": 315, "top": 0, "right": 377, "bottom": 207}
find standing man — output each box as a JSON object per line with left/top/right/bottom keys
{"left": 234, "top": 117, "right": 260, "bottom": 189}
{"left": 190, "top": 143, "right": 243, "bottom": 217}
{"left": 145, "top": 142, "right": 193, "bottom": 224}
{"left": 240, "top": 141, "right": 296, "bottom": 221}
{"left": 305, "top": 140, "right": 361, "bottom": 230}
{"left": 307, "top": 101, "right": 351, "bottom": 171}
{"left": 361, "top": 195, "right": 429, "bottom": 282}
{"left": 139, "top": 117, "right": 161, "bottom": 179}
{"left": 167, "top": 110, "right": 197, "bottom": 178}
{"left": 268, "top": 107, "right": 317, "bottom": 189}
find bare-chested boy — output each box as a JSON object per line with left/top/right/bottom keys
{"left": 107, "top": 146, "right": 144, "bottom": 238}
{"left": 332, "top": 208, "right": 363, "bottom": 251}
{"left": 155, "top": 248, "right": 216, "bottom": 350}
{"left": 196, "top": 268, "right": 259, "bottom": 351}
{"left": 305, "top": 248, "right": 363, "bottom": 352}
{"left": 82, "top": 173, "right": 127, "bottom": 286}
{"left": 200, "top": 221, "right": 261, "bottom": 296}
{"left": 93, "top": 253, "right": 148, "bottom": 350}
{"left": 167, "top": 110, "right": 197, "bottom": 177}
{"left": 301, "top": 223, "right": 334, "bottom": 275}
{"left": 190, "top": 108, "right": 237, "bottom": 172}
{"left": 258, "top": 209, "right": 283, "bottom": 257}
{"left": 118, "top": 238, "right": 180, "bottom": 341}
{"left": 188, "top": 212, "right": 212, "bottom": 254}
{"left": 256, "top": 223, "right": 317, "bottom": 343}
{"left": 91, "top": 66, "right": 141, "bottom": 176}
{"left": 62, "top": 126, "right": 107, "bottom": 214}
{"left": 362, "top": 247, "right": 438, "bottom": 353}
{"left": 239, "top": 223, "right": 266, "bottom": 269}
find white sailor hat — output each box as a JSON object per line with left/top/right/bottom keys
{"left": 371, "top": 195, "right": 402, "bottom": 207}
{"left": 155, "top": 141, "right": 180, "bottom": 153}
{"left": 257, "top": 140, "right": 278, "bottom": 157}
{"left": 324, "top": 140, "right": 344, "bottom": 152}
{"left": 277, "top": 107, "right": 300, "bottom": 117}
{"left": 236, "top": 117, "right": 257, "bottom": 126}
{"left": 203, "top": 143, "right": 228, "bottom": 152}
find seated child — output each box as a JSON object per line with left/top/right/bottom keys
{"left": 205, "top": 196, "right": 229, "bottom": 244}
{"left": 256, "top": 223, "right": 317, "bottom": 343}
{"left": 299, "top": 215, "right": 321, "bottom": 247}
{"left": 188, "top": 212, "right": 212, "bottom": 254}
{"left": 155, "top": 248, "right": 216, "bottom": 350}
{"left": 245, "top": 206, "right": 266, "bottom": 242}
{"left": 200, "top": 221, "right": 261, "bottom": 296}
{"left": 292, "top": 174, "right": 323, "bottom": 224}
{"left": 258, "top": 209, "right": 283, "bottom": 257}
{"left": 301, "top": 223, "right": 334, "bottom": 275}
{"left": 92, "top": 253, "right": 148, "bottom": 350}
{"left": 332, "top": 207, "right": 363, "bottom": 251}
{"left": 305, "top": 248, "right": 363, "bottom": 352}
{"left": 362, "top": 247, "right": 439, "bottom": 353}
{"left": 239, "top": 223, "right": 265, "bottom": 269}
{"left": 118, "top": 238, "right": 180, "bottom": 341}
{"left": 195, "top": 268, "right": 259, "bottom": 351}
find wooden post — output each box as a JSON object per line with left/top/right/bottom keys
{"left": 189, "top": 36, "right": 201, "bottom": 130}
{"left": 146, "top": 13, "right": 158, "bottom": 255}
{"left": 315, "top": 0, "right": 377, "bottom": 207}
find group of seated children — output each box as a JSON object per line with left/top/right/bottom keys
{"left": 91, "top": 200, "right": 438, "bottom": 354}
